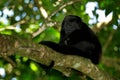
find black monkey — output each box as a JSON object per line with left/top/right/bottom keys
{"left": 40, "top": 15, "right": 102, "bottom": 64}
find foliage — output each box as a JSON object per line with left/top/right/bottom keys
{"left": 0, "top": 0, "right": 120, "bottom": 80}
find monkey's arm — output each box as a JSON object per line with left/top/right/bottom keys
{"left": 40, "top": 41, "right": 91, "bottom": 58}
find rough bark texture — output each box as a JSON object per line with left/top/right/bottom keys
{"left": 0, "top": 34, "right": 113, "bottom": 80}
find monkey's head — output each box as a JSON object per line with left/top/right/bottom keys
{"left": 61, "top": 15, "right": 83, "bottom": 35}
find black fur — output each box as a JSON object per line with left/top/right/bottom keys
{"left": 40, "top": 15, "right": 102, "bottom": 64}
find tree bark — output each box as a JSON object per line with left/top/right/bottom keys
{"left": 0, "top": 34, "right": 113, "bottom": 80}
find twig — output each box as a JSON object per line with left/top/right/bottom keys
{"left": 103, "top": 30, "right": 115, "bottom": 53}
{"left": 32, "top": 0, "right": 81, "bottom": 37}
{"left": 0, "top": 53, "right": 16, "bottom": 67}
{"left": 48, "top": 0, "right": 81, "bottom": 20}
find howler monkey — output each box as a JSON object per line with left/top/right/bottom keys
{"left": 40, "top": 15, "right": 102, "bottom": 64}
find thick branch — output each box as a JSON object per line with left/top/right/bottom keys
{"left": 0, "top": 34, "right": 112, "bottom": 80}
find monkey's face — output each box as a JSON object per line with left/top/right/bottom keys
{"left": 62, "top": 15, "right": 82, "bottom": 34}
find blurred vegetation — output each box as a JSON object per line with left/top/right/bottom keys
{"left": 0, "top": 0, "right": 120, "bottom": 80}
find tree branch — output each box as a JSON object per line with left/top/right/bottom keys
{"left": 0, "top": 34, "right": 112, "bottom": 80}
{"left": 32, "top": 0, "right": 81, "bottom": 37}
